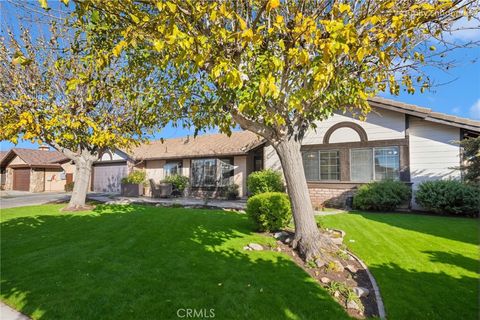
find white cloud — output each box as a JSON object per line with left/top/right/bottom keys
{"left": 469, "top": 99, "right": 480, "bottom": 119}
{"left": 444, "top": 16, "right": 480, "bottom": 42}
{"left": 451, "top": 106, "right": 460, "bottom": 114}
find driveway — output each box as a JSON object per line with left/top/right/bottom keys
{"left": 0, "top": 191, "right": 71, "bottom": 209}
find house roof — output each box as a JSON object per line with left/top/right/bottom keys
{"left": 0, "top": 151, "right": 7, "bottom": 163}
{"left": 368, "top": 97, "right": 480, "bottom": 132}
{"left": 131, "top": 131, "right": 264, "bottom": 160}
{"left": 0, "top": 148, "right": 69, "bottom": 168}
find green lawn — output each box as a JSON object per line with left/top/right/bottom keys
{"left": 1, "top": 204, "right": 349, "bottom": 320}
{"left": 319, "top": 212, "right": 479, "bottom": 320}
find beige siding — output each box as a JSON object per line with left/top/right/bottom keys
{"left": 10, "top": 155, "right": 26, "bottom": 165}
{"left": 44, "top": 169, "right": 65, "bottom": 192}
{"left": 409, "top": 118, "right": 461, "bottom": 209}
{"left": 233, "top": 155, "right": 247, "bottom": 197}
{"left": 303, "top": 108, "right": 405, "bottom": 145}
{"left": 145, "top": 159, "right": 166, "bottom": 182}
{"left": 328, "top": 127, "right": 362, "bottom": 143}
{"left": 182, "top": 159, "right": 190, "bottom": 177}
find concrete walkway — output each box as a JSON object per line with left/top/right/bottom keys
{"left": 0, "top": 302, "right": 30, "bottom": 320}
{"left": 88, "top": 194, "right": 247, "bottom": 210}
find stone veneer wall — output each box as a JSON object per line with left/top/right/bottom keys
{"left": 308, "top": 187, "right": 357, "bottom": 209}
{"left": 30, "top": 169, "right": 45, "bottom": 192}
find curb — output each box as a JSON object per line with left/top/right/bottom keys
{"left": 347, "top": 251, "right": 387, "bottom": 319}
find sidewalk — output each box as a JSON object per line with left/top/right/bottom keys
{"left": 0, "top": 302, "right": 30, "bottom": 320}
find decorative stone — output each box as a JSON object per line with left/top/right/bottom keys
{"left": 248, "top": 243, "right": 263, "bottom": 251}
{"left": 243, "top": 246, "right": 252, "bottom": 251}
{"left": 347, "top": 300, "right": 361, "bottom": 310}
{"left": 334, "top": 291, "right": 340, "bottom": 298}
{"left": 353, "top": 287, "right": 370, "bottom": 298}
{"left": 276, "top": 247, "right": 282, "bottom": 252}
{"left": 320, "top": 277, "right": 331, "bottom": 284}
{"left": 273, "top": 231, "right": 289, "bottom": 239}
{"left": 284, "top": 237, "right": 292, "bottom": 244}
{"left": 346, "top": 264, "right": 358, "bottom": 273}
{"left": 315, "top": 258, "right": 326, "bottom": 268}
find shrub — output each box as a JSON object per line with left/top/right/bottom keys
{"left": 163, "top": 174, "right": 189, "bottom": 192}
{"left": 223, "top": 183, "right": 239, "bottom": 200}
{"left": 64, "top": 182, "right": 74, "bottom": 192}
{"left": 121, "top": 170, "right": 146, "bottom": 185}
{"left": 415, "top": 180, "right": 480, "bottom": 217}
{"left": 246, "top": 192, "right": 292, "bottom": 232}
{"left": 247, "top": 169, "right": 285, "bottom": 196}
{"left": 353, "top": 180, "right": 411, "bottom": 211}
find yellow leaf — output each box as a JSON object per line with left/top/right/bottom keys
{"left": 166, "top": 1, "right": 177, "bottom": 13}
{"left": 153, "top": 40, "right": 164, "bottom": 52}
{"left": 275, "top": 15, "right": 284, "bottom": 24}
{"left": 259, "top": 79, "right": 267, "bottom": 96}
{"left": 237, "top": 15, "right": 247, "bottom": 30}
{"left": 60, "top": 0, "right": 69, "bottom": 5}
{"left": 112, "top": 40, "right": 127, "bottom": 57}
{"left": 356, "top": 47, "right": 366, "bottom": 61}
{"left": 339, "top": 4, "right": 350, "bottom": 13}
{"left": 129, "top": 13, "right": 140, "bottom": 24}
{"left": 38, "top": 0, "right": 48, "bottom": 9}
{"left": 266, "top": 0, "right": 280, "bottom": 12}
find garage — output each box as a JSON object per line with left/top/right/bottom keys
{"left": 92, "top": 162, "right": 127, "bottom": 193}
{"left": 13, "top": 168, "right": 30, "bottom": 191}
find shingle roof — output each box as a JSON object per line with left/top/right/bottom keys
{"left": 368, "top": 97, "right": 480, "bottom": 132}
{"left": 0, "top": 151, "right": 7, "bottom": 163}
{"left": 131, "top": 131, "right": 264, "bottom": 160}
{"left": 0, "top": 148, "right": 69, "bottom": 167}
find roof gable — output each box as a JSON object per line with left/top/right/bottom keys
{"left": 0, "top": 148, "right": 69, "bottom": 168}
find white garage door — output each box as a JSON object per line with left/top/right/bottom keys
{"left": 93, "top": 163, "right": 127, "bottom": 193}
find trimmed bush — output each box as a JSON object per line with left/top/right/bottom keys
{"left": 121, "top": 170, "right": 146, "bottom": 185}
{"left": 353, "top": 180, "right": 411, "bottom": 211}
{"left": 415, "top": 180, "right": 480, "bottom": 217}
{"left": 247, "top": 169, "right": 285, "bottom": 196}
{"left": 246, "top": 192, "right": 292, "bottom": 232}
{"left": 163, "top": 174, "right": 189, "bottom": 192}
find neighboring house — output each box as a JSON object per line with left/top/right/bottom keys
{"left": 0, "top": 151, "right": 7, "bottom": 189}
{"left": 1, "top": 146, "right": 75, "bottom": 192}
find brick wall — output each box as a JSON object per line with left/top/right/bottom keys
{"left": 308, "top": 187, "right": 357, "bottom": 209}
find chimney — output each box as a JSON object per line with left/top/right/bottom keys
{"left": 38, "top": 144, "right": 50, "bottom": 151}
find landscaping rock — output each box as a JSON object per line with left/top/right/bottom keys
{"left": 284, "top": 237, "right": 292, "bottom": 244}
{"left": 347, "top": 300, "right": 361, "bottom": 310}
{"left": 334, "top": 291, "right": 340, "bottom": 298}
{"left": 346, "top": 264, "right": 358, "bottom": 273}
{"left": 243, "top": 246, "right": 252, "bottom": 251}
{"left": 273, "top": 231, "right": 289, "bottom": 240}
{"left": 315, "top": 258, "right": 326, "bottom": 268}
{"left": 248, "top": 243, "right": 263, "bottom": 251}
{"left": 320, "top": 277, "right": 330, "bottom": 284}
{"left": 353, "top": 287, "right": 370, "bottom": 298}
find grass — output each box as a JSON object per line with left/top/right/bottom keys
{"left": 1, "top": 204, "right": 349, "bottom": 320}
{"left": 318, "top": 212, "right": 479, "bottom": 320}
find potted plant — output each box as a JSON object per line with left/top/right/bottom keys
{"left": 162, "top": 174, "right": 189, "bottom": 197}
{"left": 121, "top": 170, "right": 146, "bottom": 197}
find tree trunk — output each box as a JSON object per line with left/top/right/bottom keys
{"left": 66, "top": 157, "right": 94, "bottom": 210}
{"left": 274, "top": 138, "right": 337, "bottom": 261}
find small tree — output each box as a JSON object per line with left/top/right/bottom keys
{"left": 0, "top": 15, "right": 167, "bottom": 210}
{"left": 70, "top": 0, "right": 479, "bottom": 259}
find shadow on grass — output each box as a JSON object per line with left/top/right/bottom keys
{"left": 347, "top": 211, "right": 479, "bottom": 245}
{"left": 423, "top": 250, "right": 479, "bottom": 274}
{"left": 1, "top": 204, "right": 348, "bottom": 320}
{"left": 369, "top": 262, "right": 478, "bottom": 320}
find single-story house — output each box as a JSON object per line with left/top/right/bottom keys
{"left": 0, "top": 146, "right": 75, "bottom": 192}
{"left": 3, "top": 97, "right": 479, "bottom": 210}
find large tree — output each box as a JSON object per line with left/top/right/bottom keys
{"left": 69, "top": 0, "right": 479, "bottom": 259}
{"left": 0, "top": 11, "right": 168, "bottom": 210}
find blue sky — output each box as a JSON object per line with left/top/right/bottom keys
{"left": 1, "top": 4, "right": 479, "bottom": 151}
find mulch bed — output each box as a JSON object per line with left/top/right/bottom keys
{"left": 262, "top": 231, "right": 379, "bottom": 319}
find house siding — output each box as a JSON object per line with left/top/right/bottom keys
{"left": 409, "top": 117, "right": 461, "bottom": 209}
{"left": 303, "top": 108, "right": 405, "bottom": 144}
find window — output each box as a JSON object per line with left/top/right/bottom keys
{"left": 350, "top": 148, "right": 373, "bottom": 181}
{"left": 302, "top": 150, "right": 339, "bottom": 181}
{"left": 191, "top": 158, "right": 234, "bottom": 187}
{"left": 375, "top": 147, "right": 400, "bottom": 180}
{"left": 164, "top": 161, "right": 182, "bottom": 177}
{"left": 350, "top": 147, "right": 399, "bottom": 182}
